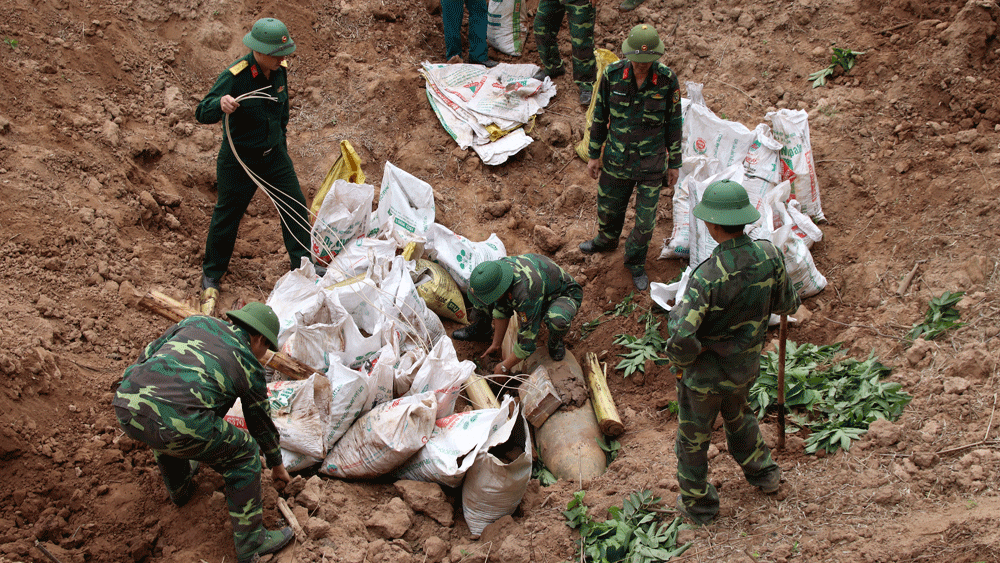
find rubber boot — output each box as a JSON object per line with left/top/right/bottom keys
{"left": 452, "top": 309, "right": 493, "bottom": 342}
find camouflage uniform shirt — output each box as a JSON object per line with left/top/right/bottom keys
{"left": 112, "top": 315, "right": 283, "bottom": 468}
{"left": 588, "top": 60, "right": 683, "bottom": 179}
{"left": 196, "top": 52, "right": 289, "bottom": 150}
{"left": 665, "top": 236, "right": 800, "bottom": 392}
{"left": 484, "top": 254, "right": 583, "bottom": 359}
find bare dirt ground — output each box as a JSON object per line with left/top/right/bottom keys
{"left": 2, "top": 0, "right": 1000, "bottom": 561}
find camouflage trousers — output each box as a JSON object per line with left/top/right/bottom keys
{"left": 674, "top": 378, "right": 778, "bottom": 523}
{"left": 533, "top": 0, "right": 596, "bottom": 91}
{"left": 115, "top": 406, "right": 268, "bottom": 561}
{"left": 543, "top": 286, "right": 583, "bottom": 347}
{"left": 594, "top": 171, "right": 663, "bottom": 274}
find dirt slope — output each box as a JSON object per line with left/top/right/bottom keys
{"left": 1, "top": 0, "right": 999, "bottom": 562}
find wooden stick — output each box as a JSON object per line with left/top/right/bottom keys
{"left": 261, "top": 350, "right": 322, "bottom": 381}
{"left": 139, "top": 290, "right": 319, "bottom": 381}
{"left": 896, "top": 261, "right": 923, "bottom": 295}
{"left": 276, "top": 497, "right": 306, "bottom": 542}
{"left": 584, "top": 352, "right": 625, "bottom": 437}
{"left": 777, "top": 314, "right": 787, "bottom": 450}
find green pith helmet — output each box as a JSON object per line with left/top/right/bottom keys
{"left": 468, "top": 260, "right": 514, "bottom": 308}
{"left": 243, "top": 18, "right": 296, "bottom": 56}
{"left": 228, "top": 302, "right": 280, "bottom": 351}
{"left": 692, "top": 180, "right": 761, "bottom": 226}
{"left": 622, "top": 24, "right": 664, "bottom": 63}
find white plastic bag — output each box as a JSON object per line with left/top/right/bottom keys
{"left": 224, "top": 375, "right": 331, "bottom": 460}
{"left": 424, "top": 223, "right": 507, "bottom": 293}
{"left": 377, "top": 255, "right": 447, "bottom": 353}
{"left": 461, "top": 402, "right": 532, "bottom": 537}
{"left": 323, "top": 237, "right": 399, "bottom": 283}
{"left": 405, "top": 336, "right": 475, "bottom": 420}
{"left": 267, "top": 268, "right": 326, "bottom": 347}
{"left": 310, "top": 179, "right": 374, "bottom": 266}
{"left": 683, "top": 102, "right": 756, "bottom": 167}
{"left": 766, "top": 109, "right": 825, "bottom": 222}
{"left": 319, "top": 392, "right": 438, "bottom": 479}
{"left": 660, "top": 156, "right": 717, "bottom": 260}
{"left": 323, "top": 362, "right": 370, "bottom": 451}
{"left": 371, "top": 162, "right": 435, "bottom": 245}
{"left": 742, "top": 123, "right": 784, "bottom": 210}
{"left": 392, "top": 398, "right": 512, "bottom": 488}
{"left": 487, "top": 0, "right": 526, "bottom": 56}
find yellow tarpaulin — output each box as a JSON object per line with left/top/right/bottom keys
{"left": 310, "top": 140, "right": 365, "bottom": 224}
{"left": 575, "top": 49, "right": 620, "bottom": 162}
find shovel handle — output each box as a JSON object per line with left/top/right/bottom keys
{"left": 777, "top": 314, "right": 787, "bottom": 450}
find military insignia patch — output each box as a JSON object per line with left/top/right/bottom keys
{"left": 228, "top": 60, "right": 249, "bottom": 75}
{"left": 673, "top": 90, "right": 681, "bottom": 103}
{"left": 518, "top": 311, "right": 528, "bottom": 325}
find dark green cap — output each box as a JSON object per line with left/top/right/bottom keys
{"left": 228, "top": 302, "right": 280, "bottom": 351}
{"left": 243, "top": 18, "right": 296, "bottom": 56}
{"left": 468, "top": 260, "right": 514, "bottom": 308}
{"left": 692, "top": 180, "right": 761, "bottom": 226}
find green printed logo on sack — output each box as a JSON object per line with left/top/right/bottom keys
{"left": 455, "top": 249, "right": 468, "bottom": 270}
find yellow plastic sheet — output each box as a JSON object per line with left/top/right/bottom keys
{"left": 310, "top": 140, "right": 365, "bottom": 224}
{"left": 575, "top": 49, "right": 620, "bottom": 162}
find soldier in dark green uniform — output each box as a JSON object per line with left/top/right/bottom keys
{"left": 582, "top": 24, "right": 682, "bottom": 292}
{"left": 452, "top": 254, "right": 583, "bottom": 374}
{"left": 663, "top": 180, "right": 801, "bottom": 526}
{"left": 195, "top": 18, "right": 313, "bottom": 292}
{"left": 532, "top": 0, "right": 596, "bottom": 105}
{"left": 113, "top": 303, "right": 294, "bottom": 563}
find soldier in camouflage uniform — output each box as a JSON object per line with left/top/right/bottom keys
{"left": 663, "top": 180, "right": 801, "bottom": 526}
{"left": 532, "top": 0, "right": 596, "bottom": 105}
{"left": 195, "top": 18, "right": 314, "bottom": 293}
{"left": 113, "top": 303, "right": 294, "bottom": 563}
{"left": 582, "top": 24, "right": 683, "bottom": 292}
{"left": 453, "top": 254, "right": 583, "bottom": 374}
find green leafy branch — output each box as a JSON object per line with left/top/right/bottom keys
{"left": 563, "top": 490, "right": 692, "bottom": 563}
{"left": 532, "top": 451, "right": 558, "bottom": 487}
{"left": 906, "top": 291, "right": 965, "bottom": 342}
{"left": 3, "top": 37, "right": 19, "bottom": 51}
{"left": 749, "top": 341, "right": 912, "bottom": 454}
{"left": 809, "top": 46, "right": 865, "bottom": 88}
{"left": 613, "top": 312, "right": 669, "bottom": 378}
{"left": 582, "top": 292, "right": 638, "bottom": 339}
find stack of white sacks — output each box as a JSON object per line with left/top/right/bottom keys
{"left": 654, "top": 83, "right": 828, "bottom": 309}
{"left": 225, "top": 161, "right": 530, "bottom": 535}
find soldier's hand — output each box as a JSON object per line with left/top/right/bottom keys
{"left": 666, "top": 168, "right": 679, "bottom": 189}
{"left": 480, "top": 343, "right": 500, "bottom": 358}
{"left": 587, "top": 158, "right": 601, "bottom": 180}
{"left": 270, "top": 464, "right": 291, "bottom": 484}
{"left": 220, "top": 95, "right": 240, "bottom": 114}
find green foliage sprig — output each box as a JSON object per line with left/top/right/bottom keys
{"left": 809, "top": 47, "right": 865, "bottom": 87}
{"left": 582, "top": 293, "right": 638, "bottom": 339}
{"left": 749, "top": 341, "right": 911, "bottom": 454}
{"left": 613, "top": 312, "right": 669, "bottom": 378}
{"left": 563, "top": 490, "right": 692, "bottom": 563}
{"left": 906, "top": 291, "right": 965, "bottom": 342}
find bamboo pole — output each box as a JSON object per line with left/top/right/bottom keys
{"left": 464, "top": 374, "right": 500, "bottom": 410}
{"left": 584, "top": 352, "right": 625, "bottom": 437}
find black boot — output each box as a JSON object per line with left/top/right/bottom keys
{"left": 452, "top": 310, "right": 494, "bottom": 342}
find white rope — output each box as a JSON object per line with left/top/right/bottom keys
{"left": 222, "top": 87, "right": 436, "bottom": 352}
